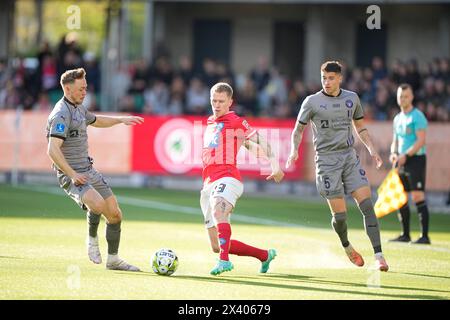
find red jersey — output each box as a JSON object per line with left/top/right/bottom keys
{"left": 202, "top": 111, "right": 257, "bottom": 183}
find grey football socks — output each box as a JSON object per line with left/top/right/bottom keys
{"left": 87, "top": 210, "right": 101, "bottom": 238}
{"left": 106, "top": 221, "right": 121, "bottom": 255}
{"left": 332, "top": 212, "right": 349, "bottom": 248}
{"left": 358, "top": 198, "right": 382, "bottom": 254}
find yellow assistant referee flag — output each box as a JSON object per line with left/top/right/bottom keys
{"left": 374, "top": 169, "right": 408, "bottom": 218}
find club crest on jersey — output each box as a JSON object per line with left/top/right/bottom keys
{"left": 56, "top": 123, "right": 65, "bottom": 133}
{"left": 208, "top": 122, "right": 224, "bottom": 148}
{"left": 345, "top": 100, "right": 353, "bottom": 108}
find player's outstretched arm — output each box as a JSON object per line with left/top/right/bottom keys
{"left": 91, "top": 115, "right": 144, "bottom": 128}
{"left": 248, "top": 132, "right": 284, "bottom": 183}
{"left": 286, "top": 121, "right": 306, "bottom": 169}
{"left": 353, "top": 118, "right": 383, "bottom": 169}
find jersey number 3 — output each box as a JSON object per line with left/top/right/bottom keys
{"left": 215, "top": 183, "right": 226, "bottom": 193}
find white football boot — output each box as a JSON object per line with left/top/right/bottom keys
{"left": 87, "top": 236, "right": 102, "bottom": 264}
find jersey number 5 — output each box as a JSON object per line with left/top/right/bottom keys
{"left": 324, "top": 177, "right": 331, "bottom": 189}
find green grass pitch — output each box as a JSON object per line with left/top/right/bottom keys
{"left": 1, "top": 183, "right": 449, "bottom": 300}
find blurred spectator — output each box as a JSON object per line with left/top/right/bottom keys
{"left": 84, "top": 52, "right": 101, "bottom": 93}
{"left": 143, "top": 79, "right": 170, "bottom": 115}
{"left": 250, "top": 56, "right": 270, "bottom": 92}
{"left": 186, "top": 76, "right": 209, "bottom": 115}
{"left": 118, "top": 94, "right": 138, "bottom": 113}
{"left": 259, "top": 67, "right": 288, "bottom": 115}
{"left": 167, "top": 92, "right": 184, "bottom": 115}
{"left": 438, "top": 58, "right": 450, "bottom": 82}
{"left": 236, "top": 77, "right": 259, "bottom": 116}
{"left": 167, "top": 76, "right": 186, "bottom": 115}
{"left": 150, "top": 56, "right": 173, "bottom": 86}
{"left": 200, "top": 58, "right": 218, "bottom": 88}
{"left": 0, "top": 41, "right": 448, "bottom": 123}
{"left": 405, "top": 59, "right": 421, "bottom": 92}
{"left": 41, "top": 55, "right": 58, "bottom": 91}
{"left": 32, "top": 92, "right": 52, "bottom": 112}
{"left": 372, "top": 56, "right": 388, "bottom": 83}
{"left": 129, "top": 58, "right": 149, "bottom": 94}
{"left": 111, "top": 65, "right": 132, "bottom": 109}
{"left": 288, "top": 79, "right": 308, "bottom": 117}
{"left": 177, "top": 55, "right": 194, "bottom": 86}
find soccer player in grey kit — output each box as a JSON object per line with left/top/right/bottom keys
{"left": 46, "top": 68, "right": 143, "bottom": 271}
{"left": 286, "top": 61, "right": 389, "bottom": 271}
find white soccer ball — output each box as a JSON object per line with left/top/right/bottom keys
{"left": 151, "top": 248, "right": 179, "bottom": 276}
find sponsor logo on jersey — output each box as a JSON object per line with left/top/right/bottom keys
{"left": 333, "top": 103, "right": 340, "bottom": 108}
{"left": 208, "top": 122, "right": 224, "bottom": 148}
{"left": 345, "top": 99, "right": 353, "bottom": 108}
{"left": 69, "top": 130, "right": 79, "bottom": 137}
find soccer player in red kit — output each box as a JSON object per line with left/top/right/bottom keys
{"left": 201, "top": 82, "right": 285, "bottom": 275}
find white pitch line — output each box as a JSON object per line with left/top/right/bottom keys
{"left": 117, "top": 195, "right": 310, "bottom": 229}
{"left": 12, "top": 185, "right": 450, "bottom": 254}
{"left": 14, "top": 184, "right": 312, "bottom": 229}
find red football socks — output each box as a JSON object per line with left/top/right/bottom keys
{"left": 229, "top": 239, "right": 268, "bottom": 262}
{"left": 217, "top": 222, "right": 232, "bottom": 261}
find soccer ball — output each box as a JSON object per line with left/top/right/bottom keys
{"left": 151, "top": 248, "right": 179, "bottom": 276}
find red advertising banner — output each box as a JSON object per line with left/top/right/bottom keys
{"left": 131, "top": 115, "right": 307, "bottom": 180}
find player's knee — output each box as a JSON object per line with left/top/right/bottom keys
{"left": 213, "top": 210, "right": 230, "bottom": 223}
{"left": 106, "top": 207, "right": 122, "bottom": 224}
{"left": 89, "top": 200, "right": 107, "bottom": 215}
{"left": 412, "top": 192, "right": 425, "bottom": 204}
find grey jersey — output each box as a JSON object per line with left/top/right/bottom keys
{"left": 46, "top": 97, "right": 96, "bottom": 171}
{"left": 297, "top": 89, "right": 364, "bottom": 154}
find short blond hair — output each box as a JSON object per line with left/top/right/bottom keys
{"left": 60, "top": 68, "right": 86, "bottom": 87}
{"left": 210, "top": 82, "right": 233, "bottom": 98}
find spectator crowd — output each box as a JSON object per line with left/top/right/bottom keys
{"left": 1, "top": 34, "right": 449, "bottom": 122}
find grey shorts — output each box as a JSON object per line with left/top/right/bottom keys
{"left": 57, "top": 167, "right": 113, "bottom": 210}
{"left": 315, "top": 148, "right": 369, "bottom": 199}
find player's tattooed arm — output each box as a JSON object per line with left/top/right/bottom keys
{"left": 286, "top": 121, "right": 306, "bottom": 169}
{"left": 252, "top": 132, "right": 275, "bottom": 159}
{"left": 248, "top": 132, "right": 284, "bottom": 183}
{"left": 243, "top": 139, "right": 266, "bottom": 159}
{"left": 353, "top": 118, "right": 383, "bottom": 169}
